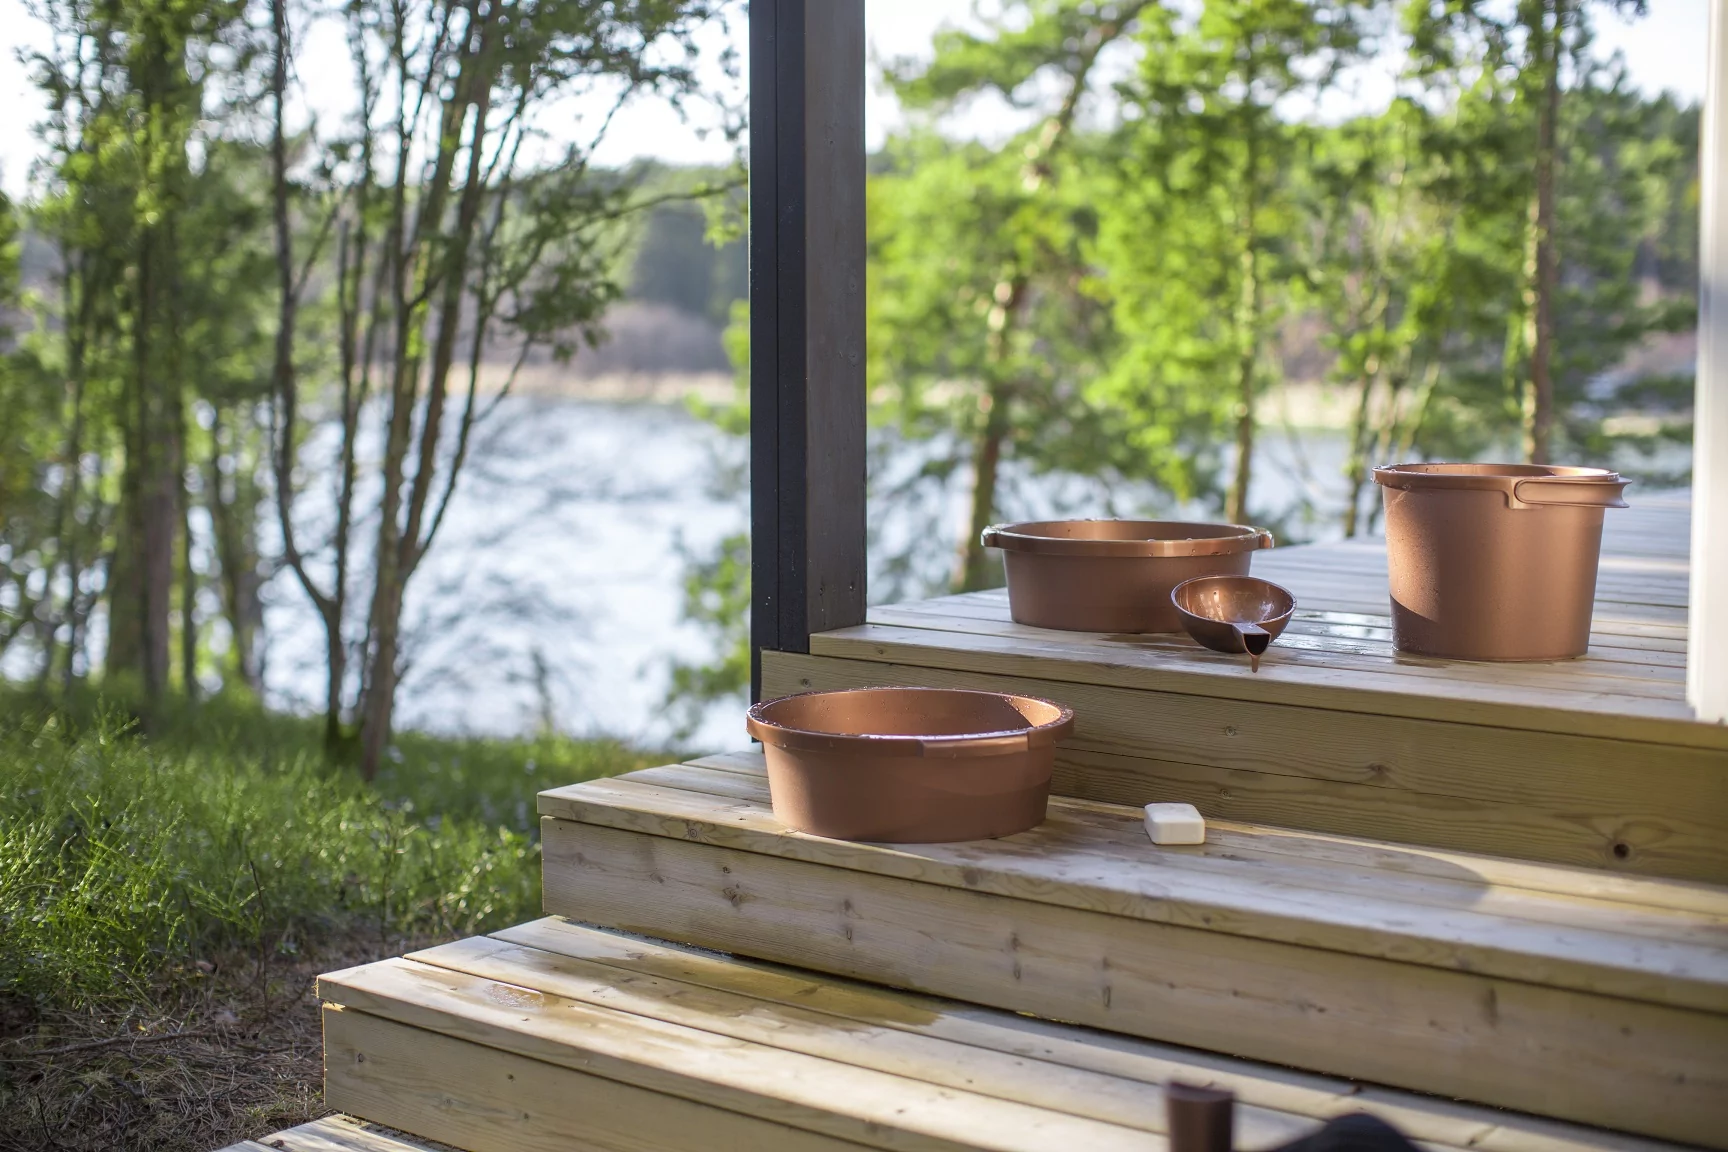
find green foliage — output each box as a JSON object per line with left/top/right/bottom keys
{"left": 875, "top": 1, "right": 1186, "bottom": 592}
{"left": 663, "top": 532, "right": 751, "bottom": 737}
{"left": 0, "top": 695, "right": 645, "bottom": 1010}
{"left": 666, "top": 0, "right": 1699, "bottom": 715}
{"left": 627, "top": 167, "right": 748, "bottom": 325}
{"left": 868, "top": 135, "right": 1121, "bottom": 467}
{"left": 1097, "top": 0, "right": 1368, "bottom": 522}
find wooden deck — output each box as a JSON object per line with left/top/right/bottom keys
{"left": 289, "top": 495, "right": 1727, "bottom": 1152}
{"left": 766, "top": 495, "right": 1728, "bottom": 883}
{"left": 536, "top": 752, "right": 1728, "bottom": 1147}
{"left": 315, "top": 917, "right": 1706, "bottom": 1152}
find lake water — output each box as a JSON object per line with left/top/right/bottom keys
{"left": 260, "top": 394, "right": 1671, "bottom": 752}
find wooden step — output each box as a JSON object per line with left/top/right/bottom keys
{"left": 317, "top": 918, "right": 1694, "bottom": 1152}
{"left": 217, "top": 1115, "right": 458, "bottom": 1152}
{"left": 766, "top": 501, "right": 1728, "bottom": 885}
{"left": 537, "top": 753, "right": 1728, "bottom": 1148}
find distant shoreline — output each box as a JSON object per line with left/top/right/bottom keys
{"left": 470, "top": 364, "right": 738, "bottom": 406}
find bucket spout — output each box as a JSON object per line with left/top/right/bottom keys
{"left": 1233, "top": 623, "right": 1270, "bottom": 673}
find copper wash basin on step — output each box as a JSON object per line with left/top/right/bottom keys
{"left": 745, "top": 687, "right": 1075, "bottom": 843}
{"left": 982, "top": 520, "right": 1274, "bottom": 633}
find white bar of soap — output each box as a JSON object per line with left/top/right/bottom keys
{"left": 1144, "top": 802, "right": 1206, "bottom": 845}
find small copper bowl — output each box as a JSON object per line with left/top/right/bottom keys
{"left": 1171, "top": 575, "right": 1296, "bottom": 672}
{"left": 745, "top": 687, "right": 1074, "bottom": 842}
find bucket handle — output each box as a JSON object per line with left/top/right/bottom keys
{"left": 1509, "top": 477, "right": 1631, "bottom": 510}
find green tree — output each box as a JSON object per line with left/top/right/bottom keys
{"left": 264, "top": 0, "right": 732, "bottom": 776}
{"left": 1098, "top": 0, "right": 1367, "bottom": 526}
{"left": 18, "top": 0, "right": 265, "bottom": 715}
{"left": 1407, "top": 0, "right": 1651, "bottom": 463}
{"left": 878, "top": 0, "right": 1160, "bottom": 591}
{"left": 1298, "top": 97, "right": 1512, "bottom": 533}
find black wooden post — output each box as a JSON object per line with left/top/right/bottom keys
{"left": 749, "top": 0, "right": 868, "bottom": 701}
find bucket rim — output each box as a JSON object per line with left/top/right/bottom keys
{"left": 981, "top": 519, "right": 1275, "bottom": 558}
{"left": 1373, "top": 462, "right": 1622, "bottom": 484}
{"left": 1372, "top": 463, "right": 1629, "bottom": 509}
{"left": 746, "top": 687, "right": 1075, "bottom": 759}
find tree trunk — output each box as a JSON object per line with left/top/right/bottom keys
{"left": 108, "top": 22, "right": 185, "bottom": 720}
{"left": 180, "top": 427, "right": 197, "bottom": 701}
{"left": 139, "top": 388, "right": 177, "bottom": 710}
{"left": 358, "top": 16, "right": 499, "bottom": 779}
{"left": 957, "top": 380, "right": 1012, "bottom": 591}
{"left": 1341, "top": 370, "right": 1377, "bottom": 538}
{"left": 267, "top": 0, "right": 349, "bottom": 740}
{"left": 1224, "top": 99, "right": 1264, "bottom": 529}
{"left": 955, "top": 268, "right": 1028, "bottom": 592}
{"left": 1525, "top": 0, "right": 1563, "bottom": 465}
{"left": 114, "top": 232, "right": 177, "bottom": 714}
{"left": 1226, "top": 211, "right": 1261, "bottom": 527}
{"left": 945, "top": 13, "right": 1147, "bottom": 587}
{"left": 207, "top": 406, "right": 264, "bottom": 694}
{"left": 36, "top": 256, "right": 91, "bottom": 696}
{"left": 357, "top": 587, "right": 403, "bottom": 780}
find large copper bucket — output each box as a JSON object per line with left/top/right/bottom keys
{"left": 746, "top": 687, "right": 1074, "bottom": 842}
{"left": 1373, "top": 464, "right": 1630, "bottom": 660}
{"left": 981, "top": 520, "right": 1275, "bottom": 633}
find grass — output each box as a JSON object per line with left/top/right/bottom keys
{"left": 0, "top": 691, "right": 662, "bottom": 1151}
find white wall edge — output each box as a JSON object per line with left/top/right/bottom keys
{"left": 1688, "top": 0, "right": 1728, "bottom": 723}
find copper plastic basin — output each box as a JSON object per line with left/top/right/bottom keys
{"left": 745, "top": 687, "right": 1075, "bottom": 842}
{"left": 982, "top": 520, "right": 1275, "bottom": 633}
{"left": 1172, "top": 575, "right": 1296, "bottom": 672}
{"left": 1373, "top": 463, "right": 1629, "bottom": 660}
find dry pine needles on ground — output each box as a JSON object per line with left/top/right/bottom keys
{"left": 0, "top": 934, "right": 418, "bottom": 1152}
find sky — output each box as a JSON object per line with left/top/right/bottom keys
{"left": 0, "top": 0, "right": 1711, "bottom": 200}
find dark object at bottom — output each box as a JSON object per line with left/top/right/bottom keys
{"left": 1166, "top": 1081, "right": 1420, "bottom": 1152}
{"left": 1166, "top": 1082, "right": 1233, "bottom": 1152}
{"left": 1272, "top": 1113, "right": 1422, "bottom": 1152}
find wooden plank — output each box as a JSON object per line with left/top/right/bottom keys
{"left": 680, "top": 754, "right": 1728, "bottom": 916}
{"left": 762, "top": 651, "right": 1728, "bottom": 883}
{"left": 611, "top": 762, "right": 1728, "bottom": 932}
{"left": 488, "top": 918, "right": 1687, "bottom": 1152}
{"left": 935, "top": 598, "right": 1695, "bottom": 670}
{"left": 236, "top": 1116, "right": 456, "bottom": 1152}
{"left": 404, "top": 933, "right": 1320, "bottom": 1148}
{"left": 1048, "top": 746, "right": 1727, "bottom": 884}
{"left": 1255, "top": 549, "right": 1692, "bottom": 609}
{"left": 808, "top": 622, "right": 1728, "bottom": 749}
{"left": 857, "top": 604, "right": 1695, "bottom": 696}
{"left": 320, "top": 962, "right": 1154, "bottom": 1152}
{"left": 875, "top": 596, "right": 1692, "bottom": 676}
{"left": 324, "top": 1007, "right": 873, "bottom": 1152}
{"left": 538, "top": 773, "right": 1728, "bottom": 1010}
{"left": 539, "top": 820, "right": 1728, "bottom": 1147}
{"left": 925, "top": 585, "right": 1695, "bottom": 647}
{"left": 864, "top": 601, "right": 1691, "bottom": 697}
{"left": 691, "top": 742, "right": 1728, "bottom": 899}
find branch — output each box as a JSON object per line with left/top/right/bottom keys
{"left": 268, "top": 0, "right": 335, "bottom": 622}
